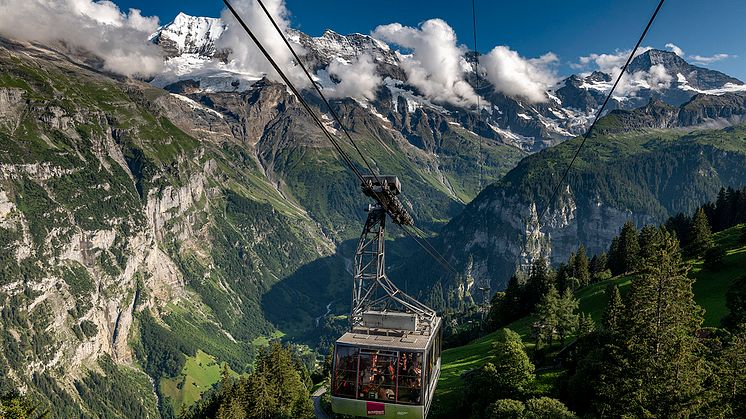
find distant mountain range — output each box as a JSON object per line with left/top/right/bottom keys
{"left": 3, "top": 10, "right": 746, "bottom": 418}
{"left": 150, "top": 13, "right": 746, "bottom": 152}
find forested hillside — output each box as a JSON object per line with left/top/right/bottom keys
{"left": 407, "top": 122, "right": 746, "bottom": 302}
{"left": 431, "top": 193, "right": 746, "bottom": 418}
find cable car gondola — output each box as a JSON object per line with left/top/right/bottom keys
{"left": 331, "top": 176, "right": 442, "bottom": 419}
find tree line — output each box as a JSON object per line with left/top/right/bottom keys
{"left": 562, "top": 227, "right": 746, "bottom": 417}
{"left": 181, "top": 342, "right": 314, "bottom": 419}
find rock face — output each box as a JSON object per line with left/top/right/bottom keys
{"left": 0, "top": 34, "right": 527, "bottom": 416}
{"left": 411, "top": 122, "right": 746, "bottom": 296}
{"left": 595, "top": 93, "right": 746, "bottom": 133}
{"left": 146, "top": 15, "right": 734, "bottom": 153}
{"left": 554, "top": 49, "right": 745, "bottom": 114}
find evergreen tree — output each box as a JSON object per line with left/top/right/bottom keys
{"left": 704, "top": 246, "right": 726, "bottom": 270}
{"left": 556, "top": 288, "right": 579, "bottom": 345}
{"left": 740, "top": 224, "right": 746, "bottom": 246}
{"left": 714, "top": 326, "right": 746, "bottom": 417}
{"left": 607, "top": 236, "right": 621, "bottom": 275}
{"left": 489, "top": 274, "right": 526, "bottom": 328}
{"left": 555, "top": 262, "right": 570, "bottom": 293}
{"left": 576, "top": 312, "right": 595, "bottom": 338}
{"left": 689, "top": 207, "right": 714, "bottom": 256}
{"left": 665, "top": 212, "right": 692, "bottom": 247}
{"left": 0, "top": 392, "right": 38, "bottom": 419}
{"left": 428, "top": 281, "right": 446, "bottom": 312}
{"left": 534, "top": 285, "right": 560, "bottom": 346}
{"left": 601, "top": 284, "right": 624, "bottom": 336}
{"left": 608, "top": 221, "right": 640, "bottom": 275}
{"left": 182, "top": 342, "right": 314, "bottom": 419}
{"left": 574, "top": 245, "right": 590, "bottom": 288}
{"left": 637, "top": 225, "right": 658, "bottom": 259}
{"left": 722, "top": 275, "right": 746, "bottom": 329}
{"left": 463, "top": 329, "right": 535, "bottom": 416}
{"left": 589, "top": 252, "right": 608, "bottom": 281}
{"left": 524, "top": 257, "right": 554, "bottom": 310}
{"left": 601, "top": 228, "right": 710, "bottom": 417}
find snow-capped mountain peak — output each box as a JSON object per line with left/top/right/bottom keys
{"left": 151, "top": 13, "right": 226, "bottom": 59}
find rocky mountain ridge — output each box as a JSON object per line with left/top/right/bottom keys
{"left": 151, "top": 13, "right": 746, "bottom": 152}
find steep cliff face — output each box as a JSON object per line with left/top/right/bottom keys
{"left": 0, "top": 38, "right": 334, "bottom": 415}
{"left": 0, "top": 34, "right": 527, "bottom": 415}
{"left": 420, "top": 124, "right": 746, "bottom": 295}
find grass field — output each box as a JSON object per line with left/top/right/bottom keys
{"left": 160, "top": 350, "right": 236, "bottom": 414}
{"left": 432, "top": 225, "right": 745, "bottom": 416}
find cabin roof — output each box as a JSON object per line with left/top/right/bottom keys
{"left": 335, "top": 317, "right": 441, "bottom": 351}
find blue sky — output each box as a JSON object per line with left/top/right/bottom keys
{"left": 114, "top": 0, "right": 746, "bottom": 80}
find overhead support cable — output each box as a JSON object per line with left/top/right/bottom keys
{"left": 537, "top": 0, "right": 666, "bottom": 224}
{"left": 471, "top": 0, "right": 485, "bottom": 192}
{"left": 254, "top": 0, "right": 381, "bottom": 185}
{"left": 222, "top": 0, "right": 461, "bottom": 277}
{"left": 222, "top": 0, "right": 366, "bottom": 185}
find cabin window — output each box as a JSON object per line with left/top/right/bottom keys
{"left": 333, "top": 345, "right": 359, "bottom": 398}
{"left": 397, "top": 351, "right": 423, "bottom": 404}
{"left": 357, "top": 349, "right": 398, "bottom": 402}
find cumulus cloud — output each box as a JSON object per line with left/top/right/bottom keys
{"left": 218, "top": 0, "right": 309, "bottom": 87}
{"left": 574, "top": 47, "right": 653, "bottom": 74}
{"left": 615, "top": 63, "right": 672, "bottom": 97}
{"left": 665, "top": 43, "right": 684, "bottom": 57}
{"left": 689, "top": 53, "right": 734, "bottom": 65}
{"left": 324, "top": 54, "right": 381, "bottom": 100}
{"left": 372, "top": 19, "right": 479, "bottom": 107}
{"left": 0, "top": 0, "right": 163, "bottom": 77}
{"left": 480, "top": 47, "right": 558, "bottom": 103}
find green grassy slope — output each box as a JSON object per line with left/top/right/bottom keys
{"left": 433, "top": 224, "right": 745, "bottom": 415}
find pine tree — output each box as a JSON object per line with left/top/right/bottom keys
{"left": 490, "top": 274, "right": 526, "bottom": 327}
{"left": 556, "top": 262, "right": 570, "bottom": 293}
{"left": 524, "top": 257, "right": 554, "bottom": 310}
{"left": 556, "top": 288, "right": 579, "bottom": 345}
{"left": 715, "top": 326, "right": 746, "bottom": 417}
{"left": 601, "top": 284, "right": 624, "bottom": 336}
{"left": 574, "top": 245, "right": 590, "bottom": 287}
{"left": 605, "top": 228, "right": 710, "bottom": 417}
{"left": 577, "top": 312, "right": 595, "bottom": 337}
{"left": 689, "top": 207, "right": 714, "bottom": 256}
{"left": 665, "top": 212, "right": 692, "bottom": 247}
{"left": 589, "top": 252, "right": 608, "bottom": 281}
{"left": 607, "top": 236, "right": 622, "bottom": 275}
{"left": 722, "top": 275, "right": 746, "bottom": 329}
{"left": 608, "top": 221, "right": 640, "bottom": 275}
{"left": 534, "top": 285, "right": 560, "bottom": 346}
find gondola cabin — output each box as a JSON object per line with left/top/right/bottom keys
{"left": 331, "top": 311, "right": 442, "bottom": 418}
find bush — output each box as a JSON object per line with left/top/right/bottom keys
{"left": 524, "top": 397, "right": 577, "bottom": 419}
{"left": 486, "top": 399, "right": 524, "bottom": 418}
{"left": 704, "top": 246, "right": 726, "bottom": 270}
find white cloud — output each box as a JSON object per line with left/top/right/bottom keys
{"left": 480, "top": 46, "right": 558, "bottom": 103}
{"left": 218, "top": 0, "right": 309, "bottom": 87}
{"left": 689, "top": 53, "right": 734, "bottom": 65}
{"left": 574, "top": 47, "right": 653, "bottom": 74}
{"left": 615, "top": 63, "right": 672, "bottom": 97}
{"left": 324, "top": 54, "right": 381, "bottom": 100}
{"left": 665, "top": 43, "right": 684, "bottom": 57}
{"left": 372, "top": 19, "right": 479, "bottom": 107}
{"left": 0, "top": 0, "right": 163, "bottom": 77}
